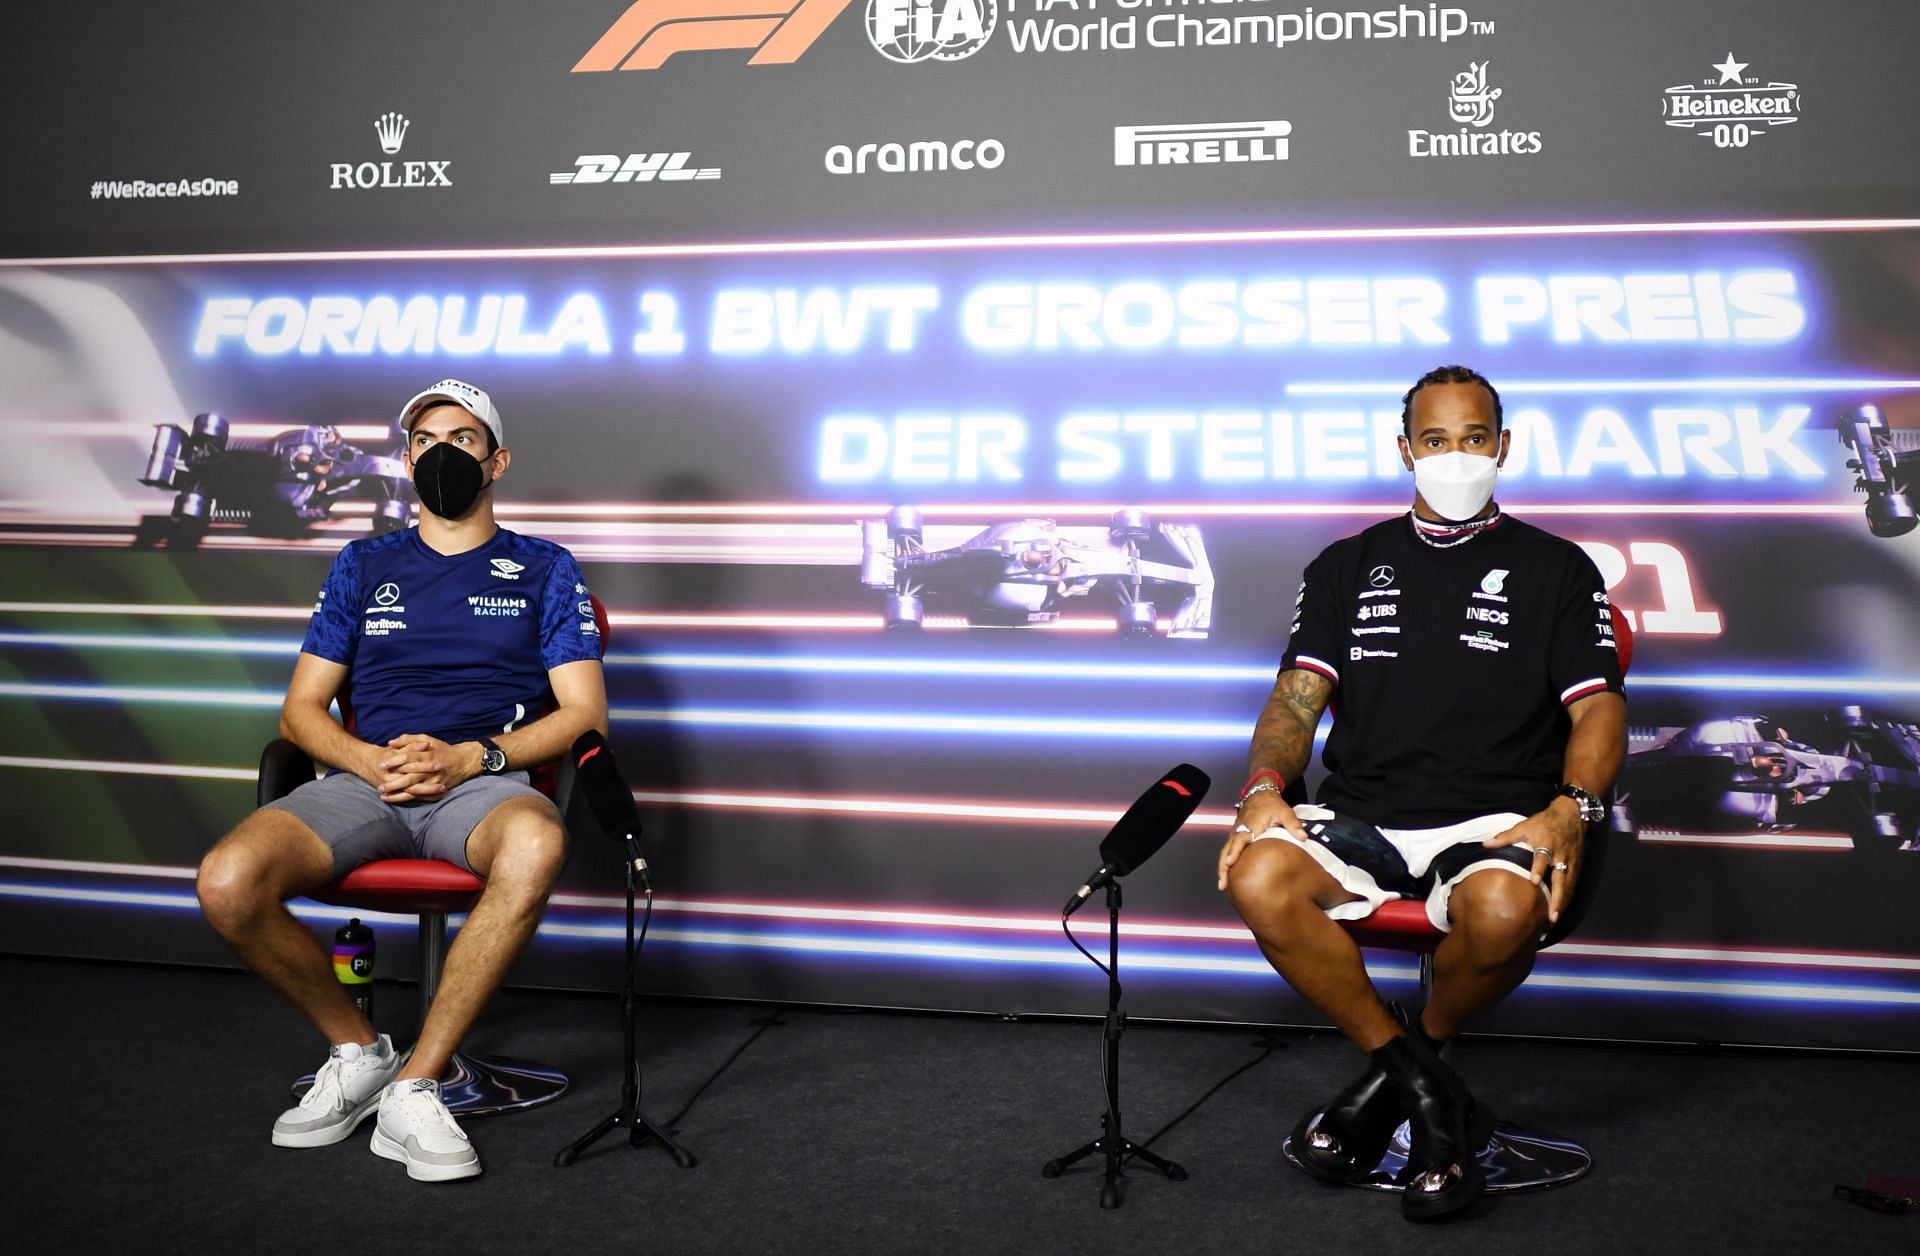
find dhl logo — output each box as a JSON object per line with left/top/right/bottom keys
{"left": 573, "top": 0, "right": 855, "bottom": 72}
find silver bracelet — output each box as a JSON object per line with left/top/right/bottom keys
{"left": 1238, "top": 781, "right": 1283, "bottom": 804}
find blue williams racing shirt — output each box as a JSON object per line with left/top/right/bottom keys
{"left": 301, "top": 527, "right": 602, "bottom": 749}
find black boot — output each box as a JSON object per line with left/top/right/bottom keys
{"left": 1291, "top": 1057, "right": 1405, "bottom": 1183}
{"left": 1290, "top": 1007, "right": 1417, "bottom": 1183}
{"left": 1372, "top": 1031, "right": 1488, "bottom": 1222}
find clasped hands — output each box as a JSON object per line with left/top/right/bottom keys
{"left": 356, "top": 734, "right": 482, "bottom": 803}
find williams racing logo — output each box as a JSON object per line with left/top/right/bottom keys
{"left": 470, "top": 594, "right": 530, "bottom": 618}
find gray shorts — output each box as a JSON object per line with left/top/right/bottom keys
{"left": 265, "top": 770, "right": 549, "bottom": 878}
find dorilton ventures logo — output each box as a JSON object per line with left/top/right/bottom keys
{"left": 573, "top": 0, "right": 854, "bottom": 71}
{"left": 1663, "top": 52, "right": 1801, "bottom": 148}
{"left": 330, "top": 113, "right": 451, "bottom": 189}
{"left": 867, "top": 0, "right": 996, "bottom": 64}
{"left": 1409, "top": 60, "right": 1541, "bottom": 157}
{"left": 1114, "top": 121, "right": 1290, "bottom": 167}
{"left": 825, "top": 137, "right": 1004, "bottom": 174}
{"left": 550, "top": 153, "right": 722, "bottom": 184}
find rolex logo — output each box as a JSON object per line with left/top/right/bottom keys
{"left": 375, "top": 112, "right": 410, "bottom": 155}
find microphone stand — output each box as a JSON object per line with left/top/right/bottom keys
{"left": 554, "top": 848, "right": 696, "bottom": 1170}
{"left": 1041, "top": 881, "right": 1187, "bottom": 1209}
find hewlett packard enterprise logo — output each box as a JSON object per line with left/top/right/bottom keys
{"left": 1114, "top": 120, "right": 1291, "bottom": 167}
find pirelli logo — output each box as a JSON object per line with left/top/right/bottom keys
{"left": 573, "top": 0, "right": 855, "bottom": 72}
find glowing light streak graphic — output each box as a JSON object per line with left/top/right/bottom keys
{"left": 609, "top": 706, "right": 1250, "bottom": 739}
{"left": 1633, "top": 830, "right": 1856, "bottom": 851}
{"left": 1287, "top": 378, "right": 1920, "bottom": 395}
{"left": 8, "top": 880, "right": 1919, "bottom": 1004}
{"left": 0, "top": 755, "right": 255, "bottom": 782}
{"left": 0, "top": 681, "right": 281, "bottom": 707}
{"left": 1628, "top": 675, "right": 1920, "bottom": 695}
{"left": 607, "top": 653, "right": 1268, "bottom": 682}
{"left": 0, "top": 630, "right": 297, "bottom": 656}
{"left": 7, "top": 858, "right": 1919, "bottom": 974}
{"left": 0, "top": 600, "right": 311, "bottom": 620}
{"left": 8, "top": 216, "right": 1917, "bottom": 269}
{"left": 0, "top": 421, "right": 394, "bottom": 442}
{"left": 1, "top": 627, "right": 1912, "bottom": 697}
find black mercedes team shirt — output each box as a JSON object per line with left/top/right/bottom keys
{"left": 1280, "top": 514, "right": 1623, "bottom": 828}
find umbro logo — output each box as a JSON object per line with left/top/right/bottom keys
{"left": 490, "top": 559, "right": 525, "bottom": 580}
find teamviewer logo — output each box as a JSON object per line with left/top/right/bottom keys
{"left": 573, "top": 0, "right": 855, "bottom": 71}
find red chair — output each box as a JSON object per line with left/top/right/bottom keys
{"left": 259, "top": 596, "right": 611, "bottom": 1117}
{"left": 1281, "top": 607, "right": 1634, "bottom": 1193}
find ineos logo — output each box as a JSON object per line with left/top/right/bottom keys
{"left": 374, "top": 583, "right": 401, "bottom": 606}
{"left": 1368, "top": 565, "right": 1395, "bottom": 588}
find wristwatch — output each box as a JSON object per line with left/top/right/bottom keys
{"left": 477, "top": 736, "right": 508, "bottom": 775}
{"left": 1556, "top": 783, "right": 1605, "bottom": 826}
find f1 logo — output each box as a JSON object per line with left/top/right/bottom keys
{"left": 573, "top": 0, "right": 855, "bottom": 71}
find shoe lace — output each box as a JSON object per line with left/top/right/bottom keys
{"left": 298, "top": 1055, "right": 345, "bottom": 1111}
{"left": 390, "top": 1086, "right": 470, "bottom": 1142}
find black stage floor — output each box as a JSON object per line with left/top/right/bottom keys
{"left": 8, "top": 955, "right": 1914, "bottom": 1255}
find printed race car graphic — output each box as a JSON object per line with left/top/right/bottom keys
{"left": 135, "top": 415, "right": 412, "bottom": 547}
{"left": 1616, "top": 706, "right": 1920, "bottom": 853}
{"left": 1838, "top": 405, "right": 1920, "bottom": 538}
{"left": 858, "top": 507, "right": 1213, "bottom": 637}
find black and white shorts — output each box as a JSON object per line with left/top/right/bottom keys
{"left": 1251, "top": 804, "right": 1547, "bottom": 931}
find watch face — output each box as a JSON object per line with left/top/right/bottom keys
{"left": 483, "top": 745, "right": 506, "bottom": 773}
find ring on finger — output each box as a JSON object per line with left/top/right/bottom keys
{"left": 1551, "top": 860, "right": 1570, "bottom": 873}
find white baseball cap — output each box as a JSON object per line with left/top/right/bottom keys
{"left": 398, "top": 379, "right": 504, "bottom": 448}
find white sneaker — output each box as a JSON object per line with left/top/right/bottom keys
{"left": 370, "top": 1078, "right": 482, "bottom": 1182}
{"left": 272, "top": 1034, "right": 404, "bottom": 1147}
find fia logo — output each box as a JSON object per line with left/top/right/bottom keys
{"left": 867, "top": 0, "right": 997, "bottom": 64}
{"left": 1479, "top": 568, "right": 1509, "bottom": 597}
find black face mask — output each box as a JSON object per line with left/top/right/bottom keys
{"left": 411, "top": 442, "right": 490, "bottom": 520}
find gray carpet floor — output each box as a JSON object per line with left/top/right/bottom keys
{"left": 6, "top": 955, "right": 1914, "bottom": 1255}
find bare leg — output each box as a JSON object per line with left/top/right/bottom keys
{"left": 197, "top": 809, "right": 373, "bottom": 1047}
{"left": 398, "top": 797, "right": 567, "bottom": 1081}
{"left": 1227, "top": 839, "right": 1400, "bottom": 1051}
{"left": 1422, "top": 869, "right": 1548, "bottom": 1041}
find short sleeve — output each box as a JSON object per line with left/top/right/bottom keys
{"left": 1550, "top": 547, "right": 1625, "bottom": 707}
{"left": 300, "top": 544, "right": 361, "bottom": 665}
{"left": 539, "top": 549, "right": 604, "bottom": 670}
{"left": 1279, "top": 549, "right": 1343, "bottom": 688}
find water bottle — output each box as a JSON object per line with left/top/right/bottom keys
{"left": 332, "top": 917, "right": 375, "bottom": 1021}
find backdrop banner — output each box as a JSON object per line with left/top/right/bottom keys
{"left": 3, "top": 0, "right": 1917, "bottom": 1048}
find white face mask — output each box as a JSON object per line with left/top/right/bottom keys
{"left": 1412, "top": 450, "right": 1499, "bottom": 522}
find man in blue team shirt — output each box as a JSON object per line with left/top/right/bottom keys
{"left": 197, "top": 380, "right": 607, "bottom": 1182}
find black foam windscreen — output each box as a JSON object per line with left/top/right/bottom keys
{"left": 571, "top": 729, "right": 642, "bottom": 843}
{"left": 1096, "top": 763, "right": 1211, "bottom": 877}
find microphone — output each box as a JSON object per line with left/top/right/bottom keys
{"left": 570, "top": 730, "right": 650, "bottom": 886}
{"left": 1063, "top": 764, "right": 1211, "bottom": 917}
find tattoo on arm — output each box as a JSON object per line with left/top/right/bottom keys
{"left": 1248, "top": 669, "right": 1333, "bottom": 781}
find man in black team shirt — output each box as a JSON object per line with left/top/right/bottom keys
{"left": 1216, "top": 365, "right": 1626, "bottom": 1221}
